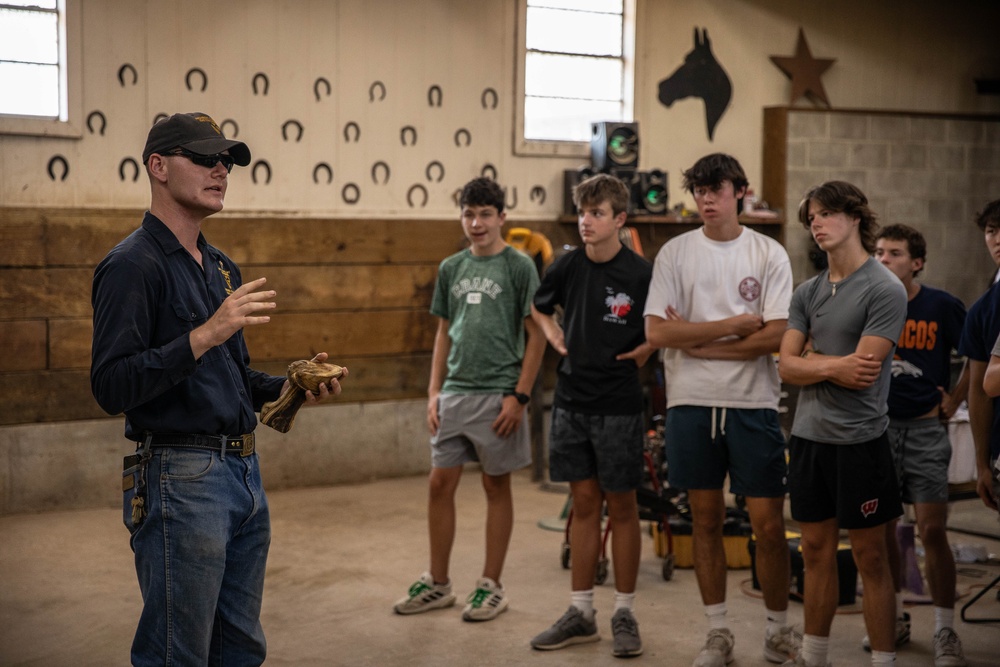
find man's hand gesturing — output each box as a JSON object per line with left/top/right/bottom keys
{"left": 190, "top": 277, "right": 276, "bottom": 359}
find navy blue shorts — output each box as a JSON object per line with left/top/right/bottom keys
{"left": 548, "top": 407, "right": 644, "bottom": 493}
{"left": 664, "top": 406, "right": 787, "bottom": 498}
{"left": 788, "top": 433, "right": 903, "bottom": 529}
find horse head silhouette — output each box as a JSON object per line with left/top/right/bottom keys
{"left": 658, "top": 28, "right": 732, "bottom": 141}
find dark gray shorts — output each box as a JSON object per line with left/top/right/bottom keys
{"left": 664, "top": 406, "right": 787, "bottom": 498}
{"left": 548, "top": 407, "right": 644, "bottom": 493}
{"left": 430, "top": 393, "right": 532, "bottom": 476}
{"left": 887, "top": 417, "right": 951, "bottom": 504}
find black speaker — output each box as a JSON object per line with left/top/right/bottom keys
{"left": 632, "top": 169, "right": 668, "bottom": 215}
{"left": 563, "top": 166, "right": 595, "bottom": 215}
{"left": 591, "top": 121, "right": 639, "bottom": 172}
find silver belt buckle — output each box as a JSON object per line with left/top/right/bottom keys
{"left": 241, "top": 433, "right": 255, "bottom": 457}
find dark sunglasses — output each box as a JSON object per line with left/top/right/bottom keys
{"left": 167, "top": 149, "right": 235, "bottom": 173}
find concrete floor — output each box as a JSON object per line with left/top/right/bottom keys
{"left": 1, "top": 468, "right": 998, "bottom": 666}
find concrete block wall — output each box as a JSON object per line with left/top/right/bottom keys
{"left": 768, "top": 108, "right": 1000, "bottom": 308}
{"left": 0, "top": 400, "right": 432, "bottom": 516}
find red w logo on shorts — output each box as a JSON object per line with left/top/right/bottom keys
{"left": 860, "top": 498, "right": 879, "bottom": 517}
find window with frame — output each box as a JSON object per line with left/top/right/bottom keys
{"left": 515, "top": 0, "right": 634, "bottom": 157}
{"left": 0, "top": 0, "right": 80, "bottom": 137}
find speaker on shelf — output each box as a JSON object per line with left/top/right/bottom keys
{"left": 591, "top": 121, "right": 639, "bottom": 173}
{"left": 563, "top": 166, "right": 595, "bottom": 215}
{"left": 632, "top": 169, "right": 668, "bottom": 215}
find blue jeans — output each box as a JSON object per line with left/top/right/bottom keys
{"left": 124, "top": 447, "right": 270, "bottom": 666}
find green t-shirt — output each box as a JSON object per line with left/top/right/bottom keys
{"left": 430, "top": 246, "right": 539, "bottom": 393}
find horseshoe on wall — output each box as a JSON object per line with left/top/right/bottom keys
{"left": 185, "top": 67, "right": 207, "bottom": 92}
{"left": 481, "top": 87, "right": 498, "bottom": 110}
{"left": 314, "top": 77, "right": 331, "bottom": 102}
{"left": 505, "top": 186, "right": 518, "bottom": 210}
{"left": 451, "top": 188, "right": 463, "bottom": 207}
{"left": 313, "top": 162, "right": 333, "bottom": 184}
{"left": 427, "top": 85, "right": 442, "bottom": 107}
{"left": 371, "top": 161, "right": 390, "bottom": 185}
{"left": 407, "top": 184, "right": 429, "bottom": 208}
{"left": 152, "top": 112, "right": 168, "bottom": 125}
{"left": 530, "top": 186, "right": 546, "bottom": 205}
{"left": 369, "top": 80, "right": 386, "bottom": 102}
{"left": 86, "top": 110, "right": 106, "bottom": 135}
{"left": 119, "top": 157, "right": 139, "bottom": 182}
{"left": 454, "top": 128, "right": 471, "bottom": 147}
{"left": 252, "top": 72, "right": 269, "bottom": 96}
{"left": 281, "top": 119, "right": 303, "bottom": 142}
{"left": 481, "top": 163, "right": 497, "bottom": 180}
{"left": 342, "top": 183, "right": 360, "bottom": 204}
{"left": 252, "top": 160, "right": 271, "bottom": 185}
{"left": 343, "top": 121, "right": 360, "bottom": 143}
{"left": 47, "top": 155, "right": 69, "bottom": 181}
{"left": 117, "top": 63, "right": 138, "bottom": 87}
{"left": 220, "top": 118, "right": 239, "bottom": 138}
{"left": 425, "top": 160, "right": 445, "bottom": 183}
{"left": 400, "top": 125, "right": 417, "bottom": 146}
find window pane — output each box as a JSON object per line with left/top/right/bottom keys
{"left": 526, "top": 7, "right": 621, "bottom": 56}
{"left": 524, "top": 97, "right": 622, "bottom": 142}
{"left": 526, "top": 52, "right": 621, "bottom": 101}
{"left": 528, "top": 0, "right": 621, "bottom": 13}
{"left": 0, "top": 8, "right": 59, "bottom": 63}
{"left": 0, "top": 62, "right": 59, "bottom": 116}
{"left": 4, "top": 0, "right": 58, "bottom": 8}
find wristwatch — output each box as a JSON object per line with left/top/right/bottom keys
{"left": 505, "top": 391, "right": 530, "bottom": 405}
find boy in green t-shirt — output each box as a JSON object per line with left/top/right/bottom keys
{"left": 394, "top": 177, "right": 546, "bottom": 622}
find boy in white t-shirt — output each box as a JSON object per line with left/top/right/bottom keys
{"left": 644, "top": 153, "right": 796, "bottom": 667}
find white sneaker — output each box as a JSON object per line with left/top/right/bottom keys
{"left": 393, "top": 572, "right": 455, "bottom": 615}
{"left": 933, "top": 627, "right": 967, "bottom": 667}
{"left": 764, "top": 625, "right": 801, "bottom": 663}
{"left": 461, "top": 577, "right": 509, "bottom": 622}
{"left": 861, "top": 611, "right": 910, "bottom": 651}
{"left": 692, "top": 628, "right": 734, "bottom": 667}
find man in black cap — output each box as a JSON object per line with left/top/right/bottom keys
{"left": 91, "top": 112, "right": 345, "bottom": 665}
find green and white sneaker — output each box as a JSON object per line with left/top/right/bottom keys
{"left": 393, "top": 572, "right": 456, "bottom": 615}
{"left": 462, "top": 577, "right": 509, "bottom": 621}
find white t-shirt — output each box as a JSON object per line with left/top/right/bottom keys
{"left": 643, "top": 226, "right": 792, "bottom": 409}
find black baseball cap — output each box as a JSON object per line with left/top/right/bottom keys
{"left": 142, "top": 112, "right": 251, "bottom": 166}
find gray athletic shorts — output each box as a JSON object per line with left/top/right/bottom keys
{"left": 887, "top": 417, "right": 951, "bottom": 504}
{"left": 548, "top": 407, "right": 644, "bottom": 493}
{"left": 430, "top": 393, "right": 532, "bottom": 476}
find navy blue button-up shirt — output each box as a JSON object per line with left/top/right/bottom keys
{"left": 91, "top": 212, "right": 284, "bottom": 441}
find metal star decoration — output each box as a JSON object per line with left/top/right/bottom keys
{"left": 770, "top": 28, "right": 836, "bottom": 107}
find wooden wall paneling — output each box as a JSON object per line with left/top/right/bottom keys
{"left": 0, "top": 370, "right": 103, "bottom": 424}
{"left": 43, "top": 210, "right": 141, "bottom": 267}
{"left": 243, "top": 309, "right": 437, "bottom": 360}
{"left": 0, "top": 267, "right": 93, "bottom": 318}
{"left": 252, "top": 264, "right": 437, "bottom": 311}
{"left": 49, "top": 318, "right": 92, "bottom": 370}
{"left": 0, "top": 209, "right": 47, "bottom": 267}
{"left": 0, "top": 320, "right": 47, "bottom": 371}
{"left": 202, "top": 218, "right": 468, "bottom": 266}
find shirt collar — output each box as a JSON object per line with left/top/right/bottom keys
{"left": 141, "top": 211, "right": 208, "bottom": 256}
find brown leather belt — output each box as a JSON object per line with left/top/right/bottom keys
{"left": 144, "top": 433, "right": 256, "bottom": 457}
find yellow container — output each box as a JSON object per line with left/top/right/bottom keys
{"left": 651, "top": 521, "right": 752, "bottom": 569}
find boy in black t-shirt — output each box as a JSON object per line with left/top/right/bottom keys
{"left": 530, "top": 174, "right": 653, "bottom": 658}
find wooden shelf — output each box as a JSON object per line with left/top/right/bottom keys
{"left": 558, "top": 214, "right": 783, "bottom": 225}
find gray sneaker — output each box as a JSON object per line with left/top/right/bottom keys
{"left": 611, "top": 608, "right": 643, "bottom": 657}
{"left": 531, "top": 606, "right": 600, "bottom": 650}
{"left": 933, "top": 627, "right": 967, "bottom": 667}
{"left": 779, "top": 657, "right": 831, "bottom": 667}
{"left": 862, "top": 611, "right": 910, "bottom": 651}
{"left": 393, "top": 571, "right": 456, "bottom": 615}
{"left": 764, "top": 625, "right": 801, "bottom": 663}
{"left": 693, "top": 628, "right": 735, "bottom": 667}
